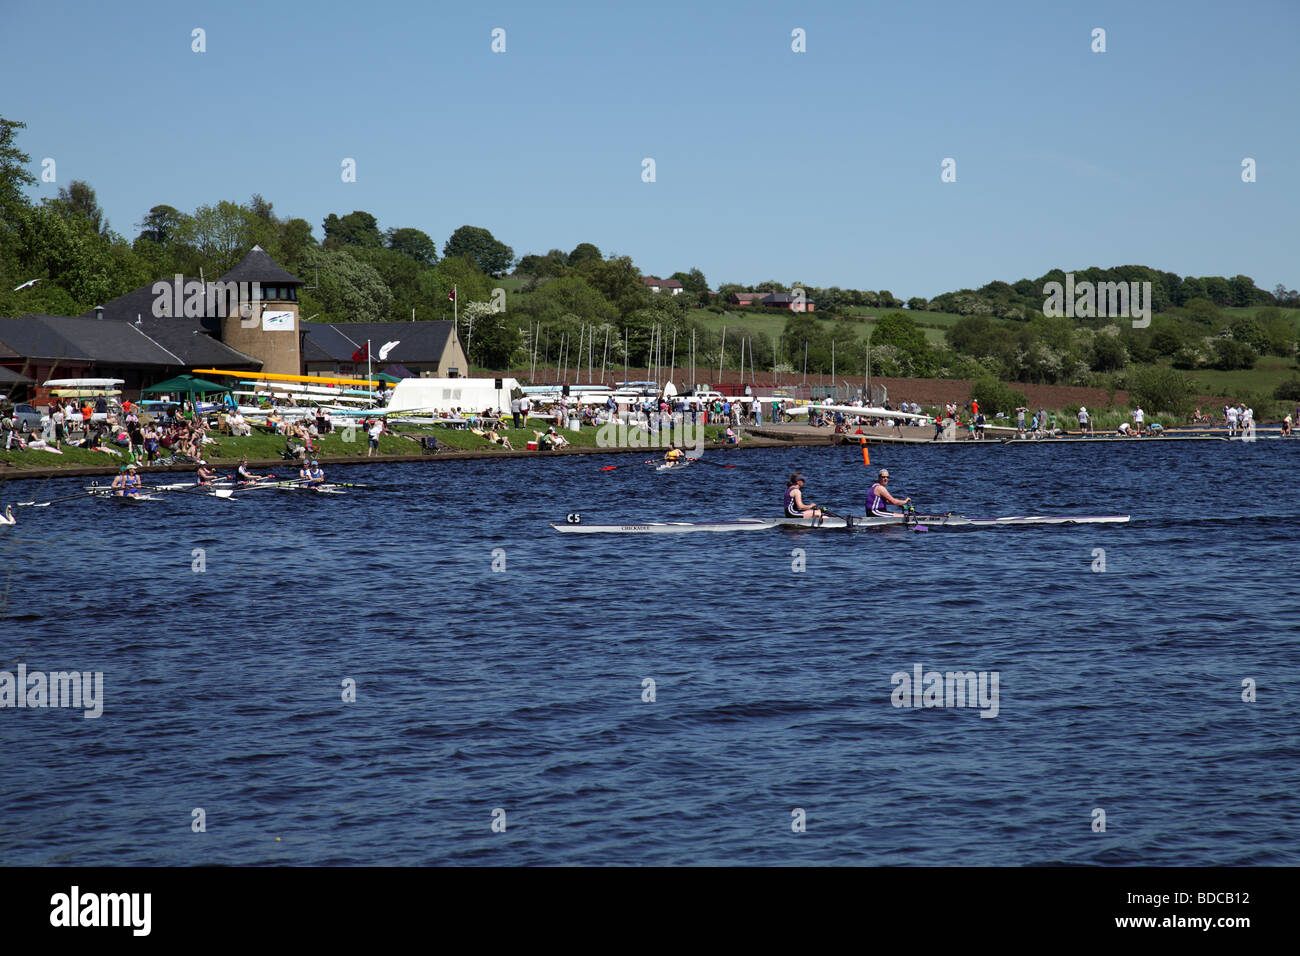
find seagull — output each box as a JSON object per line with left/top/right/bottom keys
{"left": 13, "top": 278, "right": 41, "bottom": 292}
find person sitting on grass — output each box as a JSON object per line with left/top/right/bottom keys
{"left": 549, "top": 427, "right": 570, "bottom": 449}
{"left": 485, "top": 429, "right": 513, "bottom": 450}
{"left": 533, "top": 429, "right": 553, "bottom": 451}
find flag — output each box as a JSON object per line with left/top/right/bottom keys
{"left": 351, "top": 343, "right": 368, "bottom": 363}
{"left": 378, "top": 340, "right": 400, "bottom": 361}
{"left": 447, "top": 287, "right": 456, "bottom": 302}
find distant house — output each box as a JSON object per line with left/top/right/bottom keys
{"left": 761, "top": 292, "right": 815, "bottom": 313}
{"left": 642, "top": 276, "right": 684, "bottom": 295}
{"left": 732, "top": 292, "right": 765, "bottom": 307}
{"left": 302, "top": 320, "right": 467, "bottom": 378}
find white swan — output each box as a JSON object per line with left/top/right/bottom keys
{"left": 0, "top": 505, "right": 14, "bottom": 526}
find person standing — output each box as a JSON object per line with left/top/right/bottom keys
{"left": 519, "top": 395, "right": 531, "bottom": 428}
{"left": 1226, "top": 404, "right": 1239, "bottom": 437}
{"left": 52, "top": 404, "right": 65, "bottom": 450}
{"left": 1132, "top": 405, "right": 1145, "bottom": 434}
{"left": 1077, "top": 405, "right": 1091, "bottom": 436}
{"left": 367, "top": 417, "right": 384, "bottom": 457}
{"left": 510, "top": 396, "right": 521, "bottom": 429}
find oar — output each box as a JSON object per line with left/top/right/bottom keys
{"left": 598, "top": 459, "right": 656, "bottom": 471}
{"left": 17, "top": 489, "right": 104, "bottom": 507}
{"left": 686, "top": 458, "right": 735, "bottom": 469}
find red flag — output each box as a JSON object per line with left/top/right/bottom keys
{"left": 447, "top": 288, "right": 456, "bottom": 302}
{"left": 351, "top": 344, "right": 368, "bottom": 363}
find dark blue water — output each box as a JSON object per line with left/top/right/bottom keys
{"left": 1, "top": 439, "right": 1297, "bottom": 865}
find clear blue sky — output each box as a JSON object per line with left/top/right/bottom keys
{"left": 4, "top": 0, "right": 1297, "bottom": 298}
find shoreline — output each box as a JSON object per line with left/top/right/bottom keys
{"left": 1, "top": 424, "right": 1290, "bottom": 483}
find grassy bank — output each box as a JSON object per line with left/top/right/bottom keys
{"left": 0, "top": 420, "right": 731, "bottom": 472}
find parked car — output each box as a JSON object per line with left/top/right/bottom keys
{"left": 12, "top": 403, "right": 48, "bottom": 431}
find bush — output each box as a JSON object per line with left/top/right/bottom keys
{"left": 1127, "top": 366, "right": 1197, "bottom": 416}
{"left": 1212, "top": 338, "right": 1257, "bottom": 370}
{"left": 1274, "top": 378, "right": 1300, "bottom": 401}
{"left": 969, "top": 375, "right": 1028, "bottom": 417}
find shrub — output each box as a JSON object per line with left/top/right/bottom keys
{"left": 1273, "top": 378, "right": 1300, "bottom": 402}
{"left": 1127, "top": 366, "right": 1197, "bottom": 416}
{"left": 1212, "top": 339, "right": 1257, "bottom": 370}
{"left": 969, "top": 375, "right": 1028, "bottom": 417}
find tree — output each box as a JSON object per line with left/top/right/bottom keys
{"left": 0, "top": 115, "right": 35, "bottom": 222}
{"left": 444, "top": 225, "right": 514, "bottom": 276}
{"left": 1212, "top": 338, "right": 1257, "bottom": 370}
{"left": 872, "top": 312, "right": 935, "bottom": 375}
{"left": 567, "top": 242, "right": 601, "bottom": 265}
{"left": 1127, "top": 366, "right": 1197, "bottom": 416}
{"left": 296, "top": 245, "right": 393, "bottom": 322}
{"left": 574, "top": 254, "right": 648, "bottom": 318}
{"left": 459, "top": 299, "right": 522, "bottom": 369}
{"left": 323, "top": 210, "right": 383, "bottom": 248}
{"left": 385, "top": 227, "right": 438, "bottom": 265}
{"left": 670, "top": 267, "right": 709, "bottom": 294}
{"left": 969, "top": 375, "right": 1028, "bottom": 417}
{"left": 51, "top": 181, "right": 109, "bottom": 236}
{"left": 182, "top": 201, "right": 255, "bottom": 273}
{"left": 135, "top": 204, "right": 187, "bottom": 247}
{"left": 906, "top": 297, "right": 928, "bottom": 311}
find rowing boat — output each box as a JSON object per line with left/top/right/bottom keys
{"left": 551, "top": 514, "right": 1130, "bottom": 533}
{"left": 654, "top": 459, "right": 694, "bottom": 472}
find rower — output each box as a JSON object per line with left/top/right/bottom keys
{"left": 784, "top": 473, "right": 823, "bottom": 520}
{"left": 110, "top": 466, "right": 127, "bottom": 495}
{"left": 302, "top": 459, "right": 325, "bottom": 487}
{"left": 866, "top": 469, "right": 910, "bottom": 516}
{"left": 236, "top": 457, "right": 264, "bottom": 484}
{"left": 664, "top": 444, "right": 684, "bottom": 464}
{"left": 196, "top": 459, "right": 217, "bottom": 485}
{"left": 122, "top": 463, "right": 141, "bottom": 498}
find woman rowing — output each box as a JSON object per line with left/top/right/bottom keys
{"left": 236, "top": 457, "right": 267, "bottom": 484}
{"left": 664, "top": 444, "right": 684, "bottom": 464}
{"left": 866, "top": 468, "right": 909, "bottom": 516}
{"left": 784, "top": 473, "right": 823, "bottom": 520}
{"left": 120, "top": 463, "right": 141, "bottom": 498}
{"left": 196, "top": 459, "right": 218, "bottom": 486}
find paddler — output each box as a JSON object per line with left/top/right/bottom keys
{"left": 664, "top": 444, "right": 684, "bottom": 464}
{"left": 866, "top": 468, "right": 910, "bottom": 516}
{"left": 121, "top": 463, "right": 141, "bottom": 498}
{"left": 110, "top": 466, "right": 127, "bottom": 496}
{"left": 784, "top": 473, "right": 823, "bottom": 520}
{"left": 196, "top": 459, "right": 218, "bottom": 486}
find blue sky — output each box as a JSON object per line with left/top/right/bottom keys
{"left": 4, "top": 0, "right": 1297, "bottom": 298}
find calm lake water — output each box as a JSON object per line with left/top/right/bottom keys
{"left": 1, "top": 438, "right": 1297, "bottom": 865}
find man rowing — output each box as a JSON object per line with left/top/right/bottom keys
{"left": 866, "top": 469, "right": 910, "bottom": 516}
{"left": 196, "top": 459, "right": 218, "bottom": 485}
{"left": 664, "top": 444, "right": 684, "bottom": 464}
{"left": 299, "top": 459, "right": 325, "bottom": 487}
{"left": 784, "top": 473, "right": 823, "bottom": 520}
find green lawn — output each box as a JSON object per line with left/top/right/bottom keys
{"left": 0, "top": 420, "right": 731, "bottom": 471}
